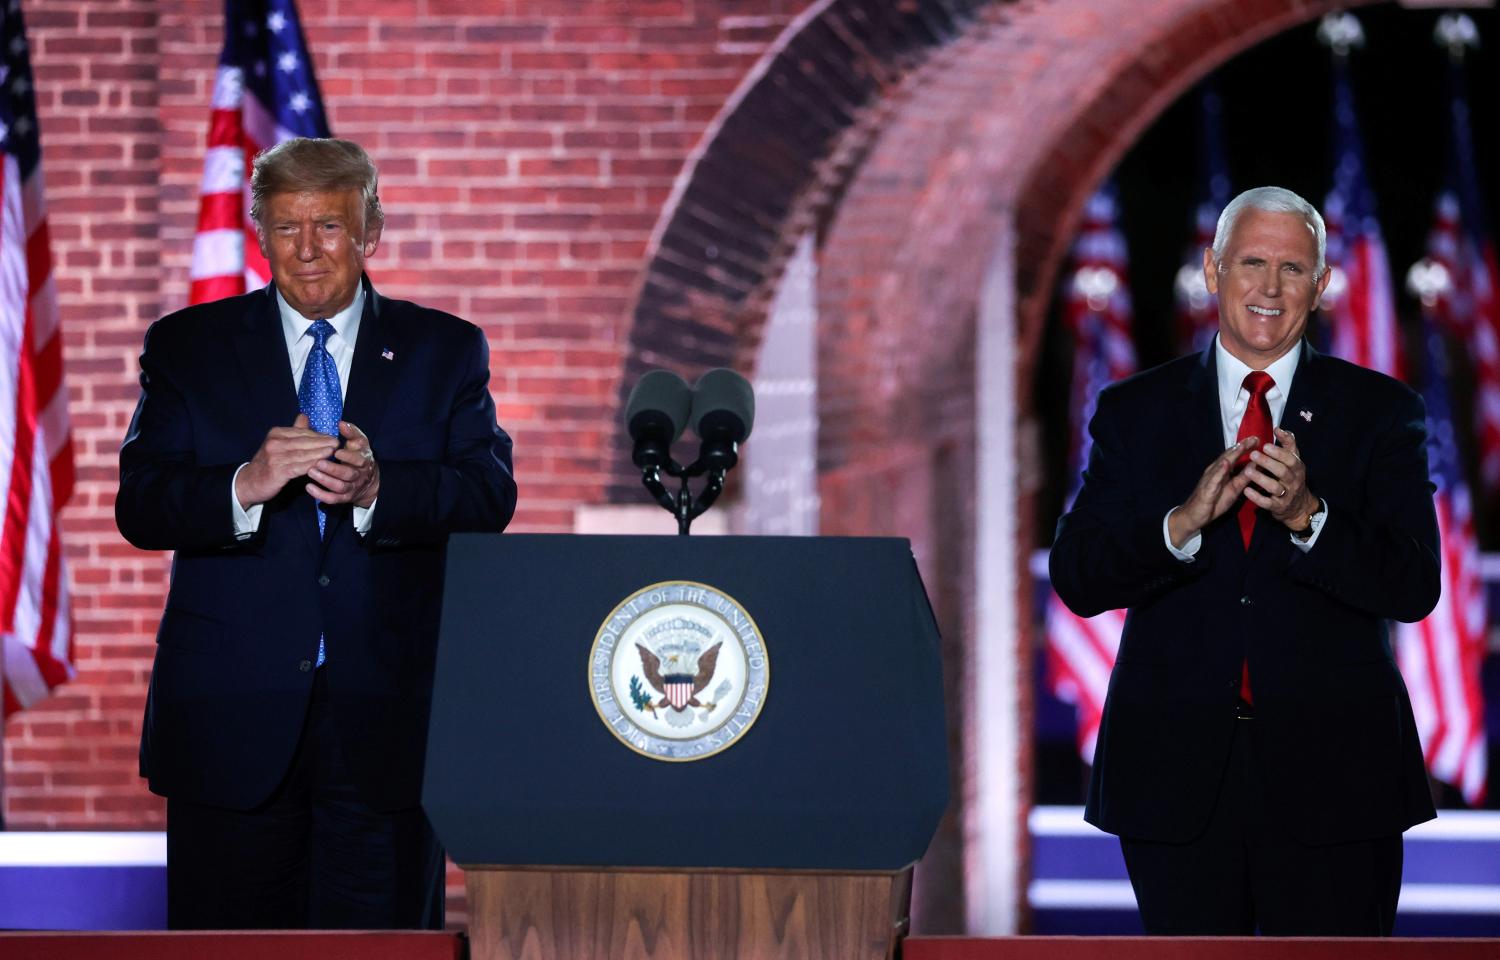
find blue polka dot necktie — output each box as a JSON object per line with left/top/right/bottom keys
{"left": 298, "top": 319, "right": 341, "bottom": 667}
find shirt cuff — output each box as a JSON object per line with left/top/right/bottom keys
{"left": 1164, "top": 508, "right": 1201, "bottom": 561}
{"left": 353, "top": 499, "right": 377, "bottom": 535}
{"left": 1289, "top": 499, "right": 1328, "bottom": 553}
{"left": 231, "top": 463, "right": 262, "bottom": 540}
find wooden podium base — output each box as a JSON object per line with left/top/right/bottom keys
{"left": 466, "top": 867, "right": 913, "bottom": 960}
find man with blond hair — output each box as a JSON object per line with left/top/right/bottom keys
{"left": 119, "top": 138, "right": 516, "bottom": 929}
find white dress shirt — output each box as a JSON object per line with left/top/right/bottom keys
{"left": 1165, "top": 334, "right": 1327, "bottom": 559}
{"left": 232, "top": 285, "right": 376, "bottom": 537}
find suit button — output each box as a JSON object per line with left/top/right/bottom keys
{"left": 318, "top": 574, "right": 331, "bottom": 586}
{"left": 299, "top": 659, "right": 312, "bottom": 672}
{"left": 1240, "top": 595, "right": 1252, "bottom": 606}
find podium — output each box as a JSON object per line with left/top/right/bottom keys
{"left": 424, "top": 534, "right": 949, "bottom": 960}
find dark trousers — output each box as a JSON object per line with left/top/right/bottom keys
{"left": 166, "top": 670, "right": 445, "bottom": 930}
{"left": 1120, "top": 715, "right": 1403, "bottom": 936}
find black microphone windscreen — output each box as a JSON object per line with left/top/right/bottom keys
{"left": 625, "top": 370, "right": 692, "bottom": 442}
{"left": 690, "top": 368, "right": 755, "bottom": 442}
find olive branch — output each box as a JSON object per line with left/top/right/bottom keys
{"left": 629, "top": 675, "right": 653, "bottom": 712}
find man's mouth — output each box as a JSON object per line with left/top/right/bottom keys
{"left": 1247, "top": 305, "right": 1282, "bottom": 317}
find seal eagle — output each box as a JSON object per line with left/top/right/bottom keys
{"left": 636, "top": 641, "right": 722, "bottom": 713}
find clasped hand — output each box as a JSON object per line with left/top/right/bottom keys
{"left": 1167, "top": 427, "right": 1317, "bottom": 548}
{"left": 235, "top": 413, "right": 380, "bottom": 509}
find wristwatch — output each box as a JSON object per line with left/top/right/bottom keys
{"left": 1289, "top": 499, "right": 1327, "bottom": 542}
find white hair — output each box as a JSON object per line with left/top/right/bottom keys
{"left": 1211, "top": 186, "right": 1327, "bottom": 280}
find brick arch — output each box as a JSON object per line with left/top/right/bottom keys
{"left": 608, "top": 0, "right": 989, "bottom": 500}
{"left": 616, "top": 0, "right": 1386, "bottom": 932}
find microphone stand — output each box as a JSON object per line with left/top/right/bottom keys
{"left": 638, "top": 445, "right": 735, "bottom": 536}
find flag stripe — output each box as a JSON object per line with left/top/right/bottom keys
{"left": 199, "top": 158, "right": 246, "bottom": 207}
{"left": 0, "top": 207, "right": 38, "bottom": 635}
{"left": 1, "top": 7, "right": 77, "bottom": 718}
{"left": 189, "top": 275, "right": 247, "bottom": 305}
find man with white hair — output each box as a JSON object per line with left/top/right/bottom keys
{"left": 1051, "top": 186, "right": 1438, "bottom": 935}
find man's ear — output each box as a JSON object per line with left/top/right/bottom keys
{"left": 361, "top": 221, "right": 382, "bottom": 259}
{"left": 255, "top": 225, "right": 270, "bottom": 260}
{"left": 1201, "top": 246, "right": 1219, "bottom": 296}
{"left": 1311, "top": 262, "right": 1333, "bottom": 310}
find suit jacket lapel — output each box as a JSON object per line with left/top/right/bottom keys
{"left": 322, "top": 278, "right": 402, "bottom": 545}
{"left": 1184, "top": 345, "right": 1225, "bottom": 473}
{"left": 1184, "top": 344, "right": 1251, "bottom": 559}
{"left": 1279, "top": 339, "right": 1326, "bottom": 471}
{"left": 1247, "top": 339, "right": 1325, "bottom": 558}
{"left": 233, "top": 286, "right": 322, "bottom": 554}
{"left": 233, "top": 285, "right": 299, "bottom": 431}
{"left": 340, "top": 279, "right": 400, "bottom": 438}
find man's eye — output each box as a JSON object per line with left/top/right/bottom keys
{"left": 1284, "top": 265, "right": 1302, "bottom": 274}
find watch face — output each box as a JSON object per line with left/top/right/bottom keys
{"left": 1293, "top": 502, "right": 1325, "bottom": 539}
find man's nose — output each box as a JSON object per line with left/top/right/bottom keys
{"left": 1260, "top": 266, "right": 1281, "bottom": 296}
{"left": 296, "top": 229, "right": 318, "bottom": 260}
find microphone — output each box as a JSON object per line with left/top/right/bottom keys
{"left": 624, "top": 370, "right": 692, "bottom": 468}
{"left": 689, "top": 368, "right": 755, "bottom": 472}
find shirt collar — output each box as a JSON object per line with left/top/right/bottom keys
{"left": 274, "top": 281, "right": 366, "bottom": 349}
{"left": 1214, "top": 334, "right": 1301, "bottom": 400}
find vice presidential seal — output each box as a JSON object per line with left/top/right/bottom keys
{"left": 589, "top": 580, "right": 769, "bottom": 761}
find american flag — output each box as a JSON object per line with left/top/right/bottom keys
{"left": 1428, "top": 58, "right": 1500, "bottom": 498}
{"left": 1173, "top": 86, "right": 1230, "bottom": 355}
{"left": 1, "top": 4, "right": 76, "bottom": 719}
{"left": 190, "top": 0, "right": 330, "bottom": 304}
{"left": 1322, "top": 58, "right": 1403, "bottom": 381}
{"left": 1046, "top": 187, "right": 1136, "bottom": 764}
{"left": 1396, "top": 278, "right": 1488, "bottom": 806}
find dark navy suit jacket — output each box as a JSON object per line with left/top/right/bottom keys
{"left": 1050, "top": 342, "right": 1439, "bottom": 846}
{"left": 118, "top": 280, "right": 515, "bottom": 813}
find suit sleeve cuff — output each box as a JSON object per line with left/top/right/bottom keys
{"left": 353, "top": 499, "right": 377, "bottom": 535}
{"left": 1164, "top": 508, "right": 1201, "bottom": 562}
{"left": 231, "top": 463, "right": 262, "bottom": 540}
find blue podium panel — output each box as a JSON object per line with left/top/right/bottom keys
{"left": 424, "top": 534, "right": 949, "bottom": 872}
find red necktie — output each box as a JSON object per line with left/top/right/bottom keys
{"left": 1235, "top": 371, "right": 1275, "bottom": 548}
{"left": 1234, "top": 370, "right": 1274, "bottom": 704}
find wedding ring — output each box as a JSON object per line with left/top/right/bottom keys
{"left": 1278, "top": 486, "right": 1287, "bottom": 497}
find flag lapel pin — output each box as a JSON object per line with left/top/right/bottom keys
{"left": 381, "top": 348, "right": 395, "bottom": 361}
{"left": 1299, "top": 409, "right": 1312, "bottom": 422}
